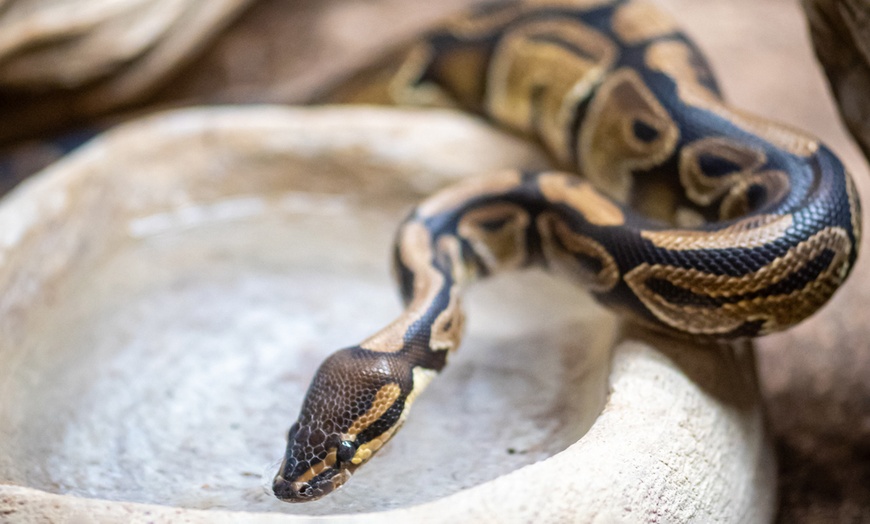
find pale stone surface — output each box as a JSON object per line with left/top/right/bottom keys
{"left": 0, "top": 332, "right": 774, "bottom": 523}
{"left": 0, "top": 107, "right": 773, "bottom": 522}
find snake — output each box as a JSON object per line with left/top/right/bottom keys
{"left": 271, "top": 0, "right": 861, "bottom": 502}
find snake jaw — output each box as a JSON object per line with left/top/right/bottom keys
{"left": 272, "top": 473, "right": 331, "bottom": 502}
{"left": 273, "top": 436, "right": 357, "bottom": 502}
{"left": 273, "top": 450, "right": 358, "bottom": 502}
{"left": 272, "top": 422, "right": 345, "bottom": 502}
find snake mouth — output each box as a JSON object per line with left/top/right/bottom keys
{"left": 272, "top": 474, "right": 321, "bottom": 502}
{"left": 272, "top": 469, "right": 353, "bottom": 503}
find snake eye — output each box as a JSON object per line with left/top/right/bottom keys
{"left": 337, "top": 440, "right": 357, "bottom": 463}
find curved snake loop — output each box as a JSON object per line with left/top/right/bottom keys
{"left": 273, "top": 0, "right": 861, "bottom": 502}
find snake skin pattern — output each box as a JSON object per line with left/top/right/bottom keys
{"left": 272, "top": 0, "right": 861, "bottom": 502}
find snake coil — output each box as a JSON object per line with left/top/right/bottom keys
{"left": 272, "top": 0, "right": 860, "bottom": 502}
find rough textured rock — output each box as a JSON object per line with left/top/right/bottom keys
{"left": 0, "top": 0, "right": 868, "bottom": 521}
{"left": 0, "top": 0, "right": 255, "bottom": 143}
{"left": 803, "top": 0, "right": 870, "bottom": 160}
{"left": 0, "top": 107, "right": 774, "bottom": 522}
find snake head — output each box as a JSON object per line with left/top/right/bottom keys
{"left": 271, "top": 421, "right": 356, "bottom": 502}
{"left": 272, "top": 347, "right": 409, "bottom": 502}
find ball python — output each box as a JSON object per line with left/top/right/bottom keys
{"left": 272, "top": 0, "right": 861, "bottom": 502}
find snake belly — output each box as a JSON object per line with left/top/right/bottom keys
{"left": 273, "top": 0, "right": 861, "bottom": 502}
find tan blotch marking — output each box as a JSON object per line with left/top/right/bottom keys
{"left": 537, "top": 212, "right": 620, "bottom": 292}
{"left": 389, "top": 43, "right": 458, "bottom": 107}
{"left": 486, "top": 18, "right": 618, "bottom": 163}
{"left": 403, "top": 367, "right": 439, "bottom": 419}
{"left": 538, "top": 172, "right": 625, "bottom": 226}
{"left": 397, "top": 367, "right": 438, "bottom": 434}
{"left": 427, "top": 45, "right": 491, "bottom": 109}
{"left": 612, "top": 0, "right": 678, "bottom": 45}
{"left": 349, "top": 424, "right": 397, "bottom": 465}
{"left": 577, "top": 68, "right": 680, "bottom": 201}
{"left": 295, "top": 450, "right": 337, "bottom": 484}
{"left": 430, "top": 235, "right": 468, "bottom": 353}
{"left": 625, "top": 227, "right": 853, "bottom": 335}
{"left": 429, "top": 282, "right": 465, "bottom": 353}
{"left": 436, "top": 234, "right": 474, "bottom": 285}
{"left": 641, "top": 214, "right": 793, "bottom": 252}
{"left": 645, "top": 40, "right": 819, "bottom": 157}
{"left": 719, "top": 170, "right": 790, "bottom": 220}
{"left": 631, "top": 179, "right": 678, "bottom": 222}
{"left": 678, "top": 136, "right": 791, "bottom": 220}
{"left": 417, "top": 170, "right": 523, "bottom": 218}
{"left": 679, "top": 137, "right": 767, "bottom": 206}
{"left": 674, "top": 207, "right": 706, "bottom": 228}
{"left": 345, "top": 383, "right": 402, "bottom": 439}
{"left": 458, "top": 202, "right": 531, "bottom": 272}
{"left": 361, "top": 222, "right": 443, "bottom": 353}
{"left": 351, "top": 368, "right": 437, "bottom": 466}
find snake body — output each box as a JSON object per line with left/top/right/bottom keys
{"left": 272, "top": 0, "right": 861, "bottom": 502}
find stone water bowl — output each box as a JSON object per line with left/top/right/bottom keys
{"left": 0, "top": 107, "right": 774, "bottom": 522}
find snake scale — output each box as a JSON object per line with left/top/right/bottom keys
{"left": 272, "top": 0, "right": 861, "bottom": 502}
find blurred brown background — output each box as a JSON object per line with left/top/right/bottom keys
{"left": 1, "top": 0, "right": 868, "bottom": 521}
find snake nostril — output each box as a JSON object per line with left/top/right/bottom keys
{"left": 272, "top": 476, "right": 291, "bottom": 498}
{"left": 272, "top": 474, "right": 320, "bottom": 501}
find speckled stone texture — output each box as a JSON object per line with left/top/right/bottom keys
{"left": 0, "top": 107, "right": 774, "bottom": 522}
{"left": 0, "top": 0, "right": 868, "bottom": 521}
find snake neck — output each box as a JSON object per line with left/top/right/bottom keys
{"left": 276, "top": 0, "right": 862, "bottom": 504}
{"left": 360, "top": 220, "right": 468, "bottom": 363}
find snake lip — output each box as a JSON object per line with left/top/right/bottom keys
{"left": 273, "top": 466, "right": 350, "bottom": 502}
{"left": 272, "top": 474, "right": 321, "bottom": 502}
{"left": 271, "top": 475, "right": 292, "bottom": 500}
{"left": 273, "top": 467, "right": 354, "bottom": 503}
